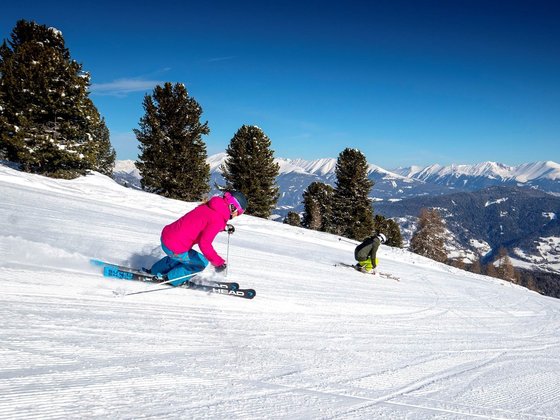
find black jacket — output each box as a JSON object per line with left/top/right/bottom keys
{"left": 354, "top": 236, "right": 381, "bottom": 267}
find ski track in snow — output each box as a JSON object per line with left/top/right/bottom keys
{"left": 1, "top": 166, "right": 560, "bottom": 419}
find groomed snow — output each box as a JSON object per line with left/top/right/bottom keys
{"left": 1, "top": 164, "right": 560, "bottom": 419}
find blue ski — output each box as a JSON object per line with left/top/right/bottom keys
{"left": 90, "top": 259, "right": 255, "bottom": 298}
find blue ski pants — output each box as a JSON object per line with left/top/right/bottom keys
{"left": 150, "top": 240, "right": 209, "bottom": 286}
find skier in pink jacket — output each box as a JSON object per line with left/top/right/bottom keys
{"left": 149, "top": 191, "right": 248, "bottom": 286}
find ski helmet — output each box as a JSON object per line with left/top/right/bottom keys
{"left": 377, "top": 233, "right": 387, "bottom": 243}
{"left": 224, "top": 191, "right": 248, "bottom": 215}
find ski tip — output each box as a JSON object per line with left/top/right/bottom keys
{"left": 90, "top": 258, "right": 106, "bottom": 267}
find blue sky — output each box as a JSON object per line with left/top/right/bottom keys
{"left": 2, "top": 0, "right": 559, "bottom": 168}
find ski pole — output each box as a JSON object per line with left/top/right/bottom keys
{"left": 120, "top": 286, "right": 173, "bottom": 297}
{"left": 225, "top": 232, "right": 231, "bottom": 277}
{"left": 156, "top": 272, "right": 198, "bottom": 287}
{"left": 338, "top": 237, "right": 358, "bottom": 245}
{"left": 121, "top": 272, "right": 198, "bottom": 297}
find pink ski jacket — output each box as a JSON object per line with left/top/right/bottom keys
{"left": 161, "top": 196, "right": 230, "bottom": 266}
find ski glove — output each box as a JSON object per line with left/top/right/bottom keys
{"left": 226, "top": 224, "right": 235, "bottom": 234}
{"left": 215, "top": 263, "right": 227, "bottom": 273}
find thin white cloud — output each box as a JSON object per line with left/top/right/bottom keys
{"left": 206, "top": 56, "right": 235, "bottom": 63}
{"left": 90, "top": 78, "right": 164, "bottom": 97}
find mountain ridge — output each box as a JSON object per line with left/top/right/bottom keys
{"left": 115, "top": 154, "right": 560, "bottom": 186}
{"left": 114, "top": 155, "right": 560, "bottom": 210}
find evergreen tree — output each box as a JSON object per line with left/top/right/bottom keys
{"left": 221, "top": 125, "right": 279, "bottom": 218}
{"left": 134, "top": 82, "right": 210, "bottom": 201}
{"left": 410, "top": 208, "right": 447, "bottom": 262}
{"left": 521, "top": 272, "right": 538, "bottom": 292}
{"left": 331, "top": 148, "right": 374, "bottom": 240}
{"left": 0, "top": 74, "right": 7, "bottom": 161}
{"left": 372, "top": 214, "right": 403, "bottom": 247}
{"left": 0, "top": 19, "right": 115, "bottom": 178}
{"left": 385, "top": 219, "right": 403, "bottom": 248}
{"left": 283, "top": 212, "right": 301, "bottom": 227}
{"left": 90, "top": 117, "right": 116, "bottom": 176}
{"left": 301, "top": 182, "right": 334, "bottom": 232}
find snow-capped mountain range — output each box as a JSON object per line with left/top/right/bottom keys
{"left": 115, "top": 154, "right": 560, "bottom": 214}
{"left": 393, "top": 161, "right": 560, "bottom": 192}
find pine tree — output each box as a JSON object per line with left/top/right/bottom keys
{"left": 221, "top": 125, "right": 279, "bottom": 218}
{"left": 522, "top": 272, "right": 538, "bottom": 292}
{"left": 410, "top": 208, "right": 447, "bottom": 262}
{"left": 331, "top": 148, "right": 374, "bottom": 240}
{"left": 90, "top": 117, "right": 116, "bottom": 176}
{"left": 372, "top": 214, "right": 403, "bottom": 247}
{"left": 283, "top": 212, "right": 301, "bottom": 227}
{"left": 301, "top": 182, "right": 334, "bottom": 232}
{"left": 0, "top": 19, "right": 115, "bottom": 178}
{"left": 134, "top": 82, "right": 210, "bottom": 201}
{"left": 386, "top": 219, "right": 403, "bottom": 247}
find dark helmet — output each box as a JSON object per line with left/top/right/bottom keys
{"left": 224, "top": 191, "right": 248, "bottom": 214}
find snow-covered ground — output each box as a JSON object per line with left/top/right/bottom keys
{"left": 514, "top": 238, "right": 560, "bottom": 274}
{"left": 1, "top": 164, "right": 560, "bottom": 419}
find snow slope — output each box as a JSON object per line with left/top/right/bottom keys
{"left": 1, "top": 165, "right": 560, "bottom": 419}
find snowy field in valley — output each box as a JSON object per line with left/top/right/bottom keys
{"left": 1, "top": 164, "right": 560, "bottom": 419}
